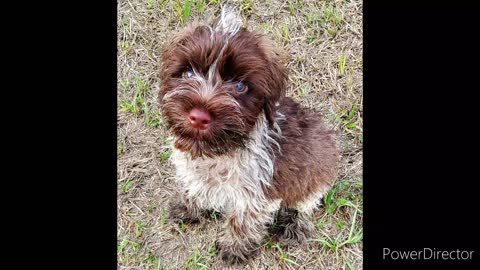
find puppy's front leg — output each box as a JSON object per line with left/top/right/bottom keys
{"left": 217, "top": 209, "right": 273, "bottom": 264}
{"left": 168, "top": 191, "right": 203, "bottom": 224}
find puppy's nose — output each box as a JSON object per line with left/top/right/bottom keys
{"left": 188, "top": 108, "right": 212, "bottom": 130}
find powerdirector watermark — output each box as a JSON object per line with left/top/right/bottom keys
{"left": 383, "top": 248, "right": 475, "bottom": 261}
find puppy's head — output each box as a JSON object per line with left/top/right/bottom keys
{"left": 159, "top": 7, "right": 287, "bottom": 158}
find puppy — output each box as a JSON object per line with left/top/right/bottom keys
{"left": 158, "top": 7, "right": 339, "bottom": 264}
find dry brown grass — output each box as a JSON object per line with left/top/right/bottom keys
{"left": 117, "top": 0, "right": 363, "bottom": 269}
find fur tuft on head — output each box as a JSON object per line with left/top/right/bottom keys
{"left": 215, "top": 5, "right": 243, "bottom": 39}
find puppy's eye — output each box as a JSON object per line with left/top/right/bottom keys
{"left": 184, "top": 70, "right": 194, "bottom": 79}
{"left": 235, "top": 82, "right": 247, "bottom": 93}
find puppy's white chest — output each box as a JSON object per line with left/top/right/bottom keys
{"left": 171, "top": 148, "right": 263, "bottom": 213}
{"left": 169, "top": 114, "right": 279, "bottom": 213}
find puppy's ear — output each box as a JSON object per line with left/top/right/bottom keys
{"left": 158, "top": 49, "right": 170, "bottom": 107}
{"left": 158, "top": 23, "right": 200, "bottom": 107}
{"left": 260, "top": 38, "right": 288, "bottom": 127}
{"left": 158, "top": 35, "right": 178, "bottom": 108}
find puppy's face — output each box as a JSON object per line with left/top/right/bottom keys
{"left": 159, "top": 13, "right": 287, "bottom": 158}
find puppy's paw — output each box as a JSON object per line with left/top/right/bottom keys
{"left": 278, "top": 220, "right": 314, "bottom": 245}
{"left": 168, "top": 199, "right": 200, "bottom": 224}
{"left": 216, "top": 240, "right": 257, "bottom": 265}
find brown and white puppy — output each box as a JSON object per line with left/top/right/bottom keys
{"left": 158, "top": 7, "right": 339, "bottom": 264}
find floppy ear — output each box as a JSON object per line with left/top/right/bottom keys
{"left": 158, "top": 23, "right": 200, "bottom": 107}
{"left": 158, "top": 48, "right": 171, "bottom": 107}
{"left": 158, "top": 34, "right": 178, "bottom": 108}
{"left": 261, "top": 40, "right": 288, "bottom": 127}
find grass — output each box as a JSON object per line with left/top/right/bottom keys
{"left": 310, "top": 179, "right": 363, "bottom": 253}
{"left": 158, "top": 148, "right": 171, "bottom": 162}
{"left": 304, "top": 2, "right": 345, "bottom": 38}
{"left": 316, "top": 220, "right": 328, "bottom": 230}
{"left": 117, "top": 140, "right": 124, "bottom": 156}
{"left": 265, "top": 243, "right": 300, "bottom": 267}
{"left": 289, "top": 1, "right": 294, "bottom": 16}
{"left": 323, "top": 3, "right": 343, "bottom": 27}
{"left": 335, "top": 99, "right": 362, "bottom": 142}
{"left": 242, "top": 0, "right": 253, "bottom": 12}
{"left": 135, "top": 220, "right": 145, "bottom": 238}
{"left": 120, "top": 79, "right": 130, "bottom": 89}
{"left": 160, "top": 209, "right": 167, "bottom": 226}
{"left": 180, "top": 220, "right": 187, "bottom": 232}
{"left": 123, "top": 181, "right": 135, "bottom": 193}
{"left": 323, "top": 3, "right": 343, "bottom": 37}
{"left": 174, "top": 0, "right": 193, "bottom": 24}
{"left": 118, "top": 0, "right": 362, "bottom": 269}
{"left": 147, "top": 0, "right": 154, "bottom": 10}
{"left": 282, "top": 24, "right": 289, "bottom": 43}
{"left": 339, "top": 54, "right": 347, "bottom": 76}
{"left": 119, "top": 76, "right": 161, "bottom": 129}
{"left": 314, "top": 207, "right": 363, "bottom": 252}
{"left": 207, "top": 243, "right": 216, "bottom": 258}
{"left": 347, "top": 101, "right": 358, "bottom": 121}
{"left": 119, "top": 77, "right": 147, "bottom": 115}
{"left": 185, "top": 249, "right": 207, "bottom": 269}
{"left": 121, "top": 41, "right": 130, "bottom": 53}
{"left": 147, "top": 201, "right": 157, "bottom": 213}
{"left": 119, "top": 239, "right": 141, "bottom": 254}
{"left": 146, "top": 252, "right": 162, "bottom": 270}
{"left": 119, "top": 239, "right": 129, "bottom": 254}
{"left": 196, "top": 0, "right": 206, "bottom": 15}
{"left": 299, "top": 85, "right": 311, "bottom": 98}
{"left": 210, "top": 210, "right": 219, "bottom": 221}
{"left": 273, "top": 23, "right": 290, "bottom": 46}
{"left": 184, "top": 243, "right": 216, "bottom": 270}
{"left": 323, "top": 180, "right": 363, "bottom": 214}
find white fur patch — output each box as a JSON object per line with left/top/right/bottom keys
{"left": 215, "top": 6, "right": 242, "bottom": 39}
{"left": 170, "top": 113, "right": 281, "bottom": 216}
{"left": 206, "top": 6, "right": 243, "bottom": 85}
{"left": 162, "top": 68, "right": 218, "bottom": 99}
{"left": 295, "top": 187, "right": 329, "bottom": 215}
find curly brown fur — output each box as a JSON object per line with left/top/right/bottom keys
{"left": 158, "top": 7, "right": 339, "bottom": 263}
{"left": 266, "top": 98, "right": 337, "bottom": 207}
{"left": 168, "top": 192, "right": 204, "bottom": 224}
{"left": 273, "top": 207, "right": 315, "bottom": 244}
{"left": 216, "top": 238, "right": 260, "bottom": 265}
